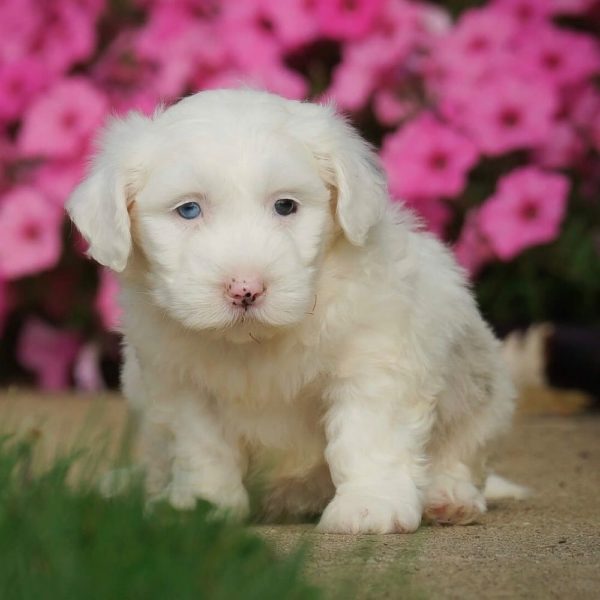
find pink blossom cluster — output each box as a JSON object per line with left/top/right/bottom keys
{"left": 376, "top": 0, "right": 599, "bottom": 269}
{"left": 0, "top": 0, "right": 598, "bottom": 390}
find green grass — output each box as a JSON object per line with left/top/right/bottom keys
{"left": 0, "top": 438, "right": 320, "bottom": 600}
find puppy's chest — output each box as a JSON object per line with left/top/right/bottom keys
{"left": 188, "top": 340, "right": 325, "bottom": 407}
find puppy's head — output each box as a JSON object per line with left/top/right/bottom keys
{"left": 68, "top": 90, "right": 387, "bottom": 342}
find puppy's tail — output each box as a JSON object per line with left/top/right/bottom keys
{"left": 484, "top": 473, "right": 530, "bottom": 501}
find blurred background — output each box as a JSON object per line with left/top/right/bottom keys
{"left": 0, "top": 0, "right": 598, "bottom": 403}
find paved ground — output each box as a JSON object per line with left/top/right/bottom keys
{"left": 1, "top": 390, "right": 599, "bottom": 599}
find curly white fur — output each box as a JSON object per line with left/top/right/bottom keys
{"left": 68, "top": 89, "right": 515, "bottom": 534}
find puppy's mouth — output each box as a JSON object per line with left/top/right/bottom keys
{"left": 228, "top": 301, "right": 264, "bottom": 320}
{"left": 218, "top": 294, "right": 307, "bottom": 342}
{"left": 224, "top": 301, "right": 272, "bottom": 331}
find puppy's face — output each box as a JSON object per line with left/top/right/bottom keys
{"left": 135, "top": 126, "right": 332, "bottom": 339}
{"left": 68, "top": 90, "right": 387, "bottom": 343}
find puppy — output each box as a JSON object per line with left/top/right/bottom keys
{"left": 68, "top": 89, "right": 515, "bottom": 533}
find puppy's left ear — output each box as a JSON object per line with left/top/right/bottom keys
{"left": 329, "top": 118, "right": 388, "bottom": 246}
{"left": 293, "top": 104, "right": 388, "bottom": 246}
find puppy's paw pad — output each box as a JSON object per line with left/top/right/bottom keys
{"left": 424, "top": 477, "right": 485, "bottom": 525}
{"left": 424, "top": 502, "right": 479, "bottom": 525}
{"left": 317, "top": 492, "right": 421, "bottom": 534}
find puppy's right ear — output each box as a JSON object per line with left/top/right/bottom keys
{"left": 67, "top": 113, "right": 152, "bottom": 272}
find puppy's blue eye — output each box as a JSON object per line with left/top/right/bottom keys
{"left": 274, "top": 199, "right": 298, "bottom": 216}
{"left": 176, "top": 202, "right": 202, "bottom": 219}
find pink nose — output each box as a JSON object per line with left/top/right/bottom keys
{"left": 225, "top": 277, "right": 266, "bottom": 308}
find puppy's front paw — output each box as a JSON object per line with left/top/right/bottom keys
{"left": 424, "top": 474, "right": 486, "bottom": 525}
{"left": 167, "top": 484, "right": 198, "bottom": 511}
{"left": 317, "top": 489, "right": 422, "bottom": 534}
{"left": 167, "top": 484, "right": 250, "bottom": 520}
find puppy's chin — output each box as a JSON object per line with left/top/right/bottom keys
{"left": 176, "top": 312, "right": 300, "bottom": 345}
{"left": 214, "top": 320, "right": 283, "bottom": 344}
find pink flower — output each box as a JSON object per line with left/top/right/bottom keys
{"left": 134, "top": 5, "right": 228, "bottom": 99}
{"left": 0, "top": 0, "right": 42, "bottom": 63}
{"left": 454, "top": 209, "right": 495, "bottom": 277}
{"left": 214, "top": 2, "right": 307, "bottom": 99}
{"left": 260, "top": 0, "right": 319, "bottom": 50}
{"left": 0, "top": 58, "right": 50, "bottom": 122}
{"left": 515, "top": 26, "right": 600, "bottom": 87}
{"left": 373, "top": 89, "right": 414, "bottom": 126}
{"left": 0, "top": 135, "right": 17, "bottom": 195}
{"left": 32, "top": 159, "right": 86, "bottom": 208}
{"left": 132, "top": 6, "right": 199, "bottom": 97}
{"left": 479, "top": 167, "right": 570, "bottom": 260}
{"left": 253, "top": 63, "right": 308, "bottom": 99}
{"left": 17, "top": 318, "right": 80, "bottom": 391}
{"left": 532, "top": 121, "right": 586, "bottom": 169}
{"left": 381, "top": 114, "right": 479, "bottom": 201}
{"left": 325, "top": 54, "right": 381, "bottom": 112}
{"left": 325, "top": 1, "right": 424, "bottom": 112}
{"left": 491, "top": 0, "right": 554, "bottom": 24}
{"left": 427, "top": 8, "right": 518, "bottom": 88}
{"left": 316, "top": 0, "right": 386, "bottom": 40}
{"left": 95, "top": 269, "right": 122, "bottom": 331}
{"left": 92, "top": 32, "right": 163, "bottom": 115}
{"left": 218, "top": 1, "right": 283, "bottom": 68}
{"left": 18, "top": 78, "right": 108, "bottom": 159}
{"left": 402, "top": 197, "right": 452, "bottom": 239}
{"left": 454, "top": 75, "right": 557, "bottom": 156}
{"left": 135, "top": 0, "right": 214, "bottom": 12}
{"left": 73, "top": 343, "right": 105, "bottom": 391}
{"left": 591, "top": 113, "right": 600, "bottom": 153}
{"left": 0, "top": 280, "right": 8, "bottom": 335}
{"left": 560, "top": 84, "right": 600, "bottom": 153}
{"left": 550, "top": 0, "right": 596, "bottom": 14}
{"left": 201, "top": 63, "right": 307, "bottom": 100}
{"left": 77, "top": 0, "right": 106, "bottom": 19}
{"left": 0, "top": 187, "right": 63, "bottom": 279}
{"left": 569, "top": 84, "right": 600, "bottom": 131}
{"left": 28, "top": 1, "right": 99, "bottom": 75}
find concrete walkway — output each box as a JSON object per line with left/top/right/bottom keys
{"left": 1, "top": 391, "right": 598, "bottom": 599}
{"left": 261, "top": 416, "right": 600, "bottom": 599}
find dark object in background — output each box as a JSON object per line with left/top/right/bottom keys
{"left": 503, "top": 324, "right": 600, "bottom": 410}
{"left": 545, "top": 326, "right": 600, "bottom": 406}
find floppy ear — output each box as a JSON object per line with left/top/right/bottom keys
{"left": 67, "top": 113, "right": 152, "bottom": 272}
{"left": 328, "top": 117, "right": 388, "bottom": 245}
{"left": 291, "top": 103, "right": 388, "bottom": 246}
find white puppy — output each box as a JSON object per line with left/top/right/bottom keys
{"left": 68, "top": 89, "right": 515, "bottom": 533}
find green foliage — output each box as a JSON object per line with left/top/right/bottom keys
{"left": 430, "top": 0, "right": 486, "bottom": 17}
{"left": 473, "top": 182, "right": 600, "bottom": 329}
{"left": 0, "top": 439, "right": 320, "bottom": 600}
{"left": 476, "top": 210, "right": 600, "bottom": 329}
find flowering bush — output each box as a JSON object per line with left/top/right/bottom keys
{"left": 0, "top": 0, "right": 599, "bottom": 390}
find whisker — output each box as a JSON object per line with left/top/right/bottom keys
{"left": 305, "top": 294, "right": 318, "bottom": 315}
